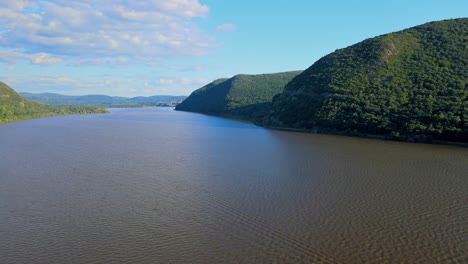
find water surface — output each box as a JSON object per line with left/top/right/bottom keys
{"left": 0, "top": 108, "right": 466, "bottom": 263}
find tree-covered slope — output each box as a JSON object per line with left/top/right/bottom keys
{"left": 266, "top": 18, "right": 468, "bottom": 142}
{"left": 175, "top": 71, "right": 301, "bottom": 121}
{"left": 0, "top": 82, "right": 107, "bottom": 123}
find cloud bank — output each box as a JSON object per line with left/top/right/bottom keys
{"left": 1, "top": 73, "right": 210, "bottom": 96}
{"left": 0, "top": 0, "right": 215, "bottom": 65}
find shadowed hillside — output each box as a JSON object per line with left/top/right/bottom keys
{"left": 176, "top": 71, "right": 301, "bottom": 122}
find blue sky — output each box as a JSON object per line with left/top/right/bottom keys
{"left": 0, "top": 0, "right": 466, "bottom": 96}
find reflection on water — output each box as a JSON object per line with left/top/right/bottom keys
{"left": 0, "top": 108, "right": 466, "bottom": 263}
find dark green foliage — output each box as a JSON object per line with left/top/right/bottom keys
{"left": 0, "top": 82, "right": 107, "bottom": 124}
{"left": 176, "top": 78, "right": 231, "bottom": 114}
{"left": 267, "top": 18, "right": 468, "bottom": 142}
{"left": 175, "top": 71, "right": 301, "bottom": 122}
{"left": 20, "top": 92, "right": 186, "bottom": 107}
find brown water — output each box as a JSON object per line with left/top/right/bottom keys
{"left": 0, "top": 108, "right": 466, "bottom": 263}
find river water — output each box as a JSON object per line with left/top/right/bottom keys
{"left": 0, "top": 108, "right": 466, "bottom": 263}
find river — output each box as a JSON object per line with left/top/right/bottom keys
{"left": 0, "top": 108, "right": 466, "bottom": 263}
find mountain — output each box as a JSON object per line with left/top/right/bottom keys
{"left": 19, "top": 92, "right": 127, "bottom": 105}
{"left": 1, "top": 82, "right": 106, "bottom": 124}
{"left": 175, "top": 71, "right": 302, "bottom": 122}
{"left": 20, "top": 92, "right": 187, "bottom": 107}
{"left": 265, "top": 18, "right": 468, "bottom": 142}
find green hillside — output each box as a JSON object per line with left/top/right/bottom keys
{"left": 265, "top": 18, "right": 468, "bottom": 142}
{"left": 175, "top": 71, "right": 301, "bottom": 122}
{"left": 0, "top": 82, "right": 107, "bottom": 124}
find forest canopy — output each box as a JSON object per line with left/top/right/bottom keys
{"left": 266, "top": 18, "right": 467, "bottom": 142}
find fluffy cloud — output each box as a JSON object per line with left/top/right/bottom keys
{"left": 0, "top": 0, "right": 214, "bottom": 65}
{"left": 0, "top": 0, "right": 36, "bottom": 11}
{"left": 0, "top": 50, "right": 63, "bottom": 65}
{"left": 30, "top": 53, "right": 63, "bottom": 65}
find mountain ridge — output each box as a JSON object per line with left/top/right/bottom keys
{"left": 20, "top": 92, "right": 187, "bottom": 107}
{"left": 1, "top": 82, "right": 107, "bottom": 123}
{"left": 265, "top": 18, "right": 467, "bottom": 142}
{"left": 175, "top": 71, "right": 302, "bottom": 122}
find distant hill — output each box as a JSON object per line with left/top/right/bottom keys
{"left": 265, "top": 18, "right": 468, "bottom": 142}
{"left": 20, "top": 92, "right": 187, "bottom": 107}
{"left": 1, "top": 82, "right": 106, "bottom": 124}
{"left": 175, "top": 71, "right": 302, "bottom": 122}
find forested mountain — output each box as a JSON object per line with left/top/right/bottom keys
{"left": 175, "top": 71, "right": 301, "bottom": 122}
{"left": 265, "top": 18, "right": 467, "bottom": 142}
{"left": 20, "top": 92, "right": 186, "bottom": 107}
{"left": 0, "top": 82, "right": 107, "bottom": 123}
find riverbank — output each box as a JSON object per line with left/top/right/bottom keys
{"left": 174, "top": 108, "right": 468, "bottom": 147}
{"left": 263, "top": 125, "right": 468, "bottom": 148}
{"left": 0, "top": 107, "right": 108, "bottom": 124}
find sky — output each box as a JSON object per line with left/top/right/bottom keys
{"left": 0, "top": 0, "right": 466, "bottom": 97}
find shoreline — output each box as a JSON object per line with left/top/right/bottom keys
{"left": 174, "top": 108, "right": 468, "bottom": 148}
{"left": 0, "top": 109, "right": 109, "bottom": 125}
{"left": 263, "top": 125, "right": 468, "bottom": 148}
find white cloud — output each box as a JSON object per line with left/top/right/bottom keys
{"left": 179, "top": 77, "right": 208, "bottom": 85}
{"left": 0, "top": 50, "right": 63, "bottom": 65}
{"left": 73, "top": 56, "right": 130, "bottom": 66}
{"left": 156, "top": 0, "right": 209, "bottom": 18}
{"left": 30, "top": 53, "right": 63, "bottom": 65}
{"left": 0, "top": 0, "right": 215, "bottom": 65}
{"left": 0, "top": 0, "right": 36, "bottom": 11}
{"left": 216, "top": 23, "right": 237, "bottom": 32}
{"left": 3, "top": 73, "right": 212, "bottom": 96}
{"left": 159, "top": 78, "right": 174, "bottom": 85}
